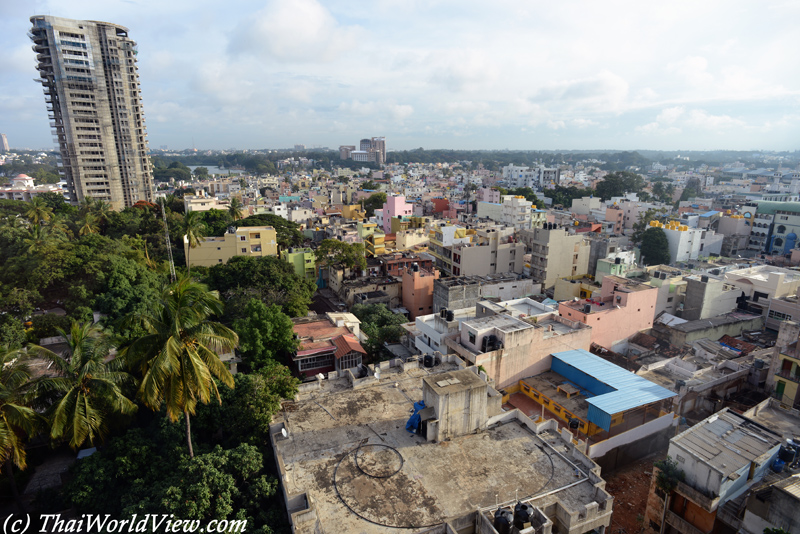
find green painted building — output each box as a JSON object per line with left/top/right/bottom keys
{"left": 281, "top": 247, "right": 317, "bottom": 281}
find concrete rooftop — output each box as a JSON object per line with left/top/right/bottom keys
{"left": 272, "top": 363, "right": 610, "bottom": 533}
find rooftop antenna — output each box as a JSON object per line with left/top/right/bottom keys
{"left": 159, "top": 198, "right": 177, "bottom": 282}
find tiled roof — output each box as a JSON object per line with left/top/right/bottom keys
{"left": 332, "top": 334, "right": 366, "bottom": 359}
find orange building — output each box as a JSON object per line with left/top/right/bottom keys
{"left": 402, "top": 265, "right": 441, "bottom": 320}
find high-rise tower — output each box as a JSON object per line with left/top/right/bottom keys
{"left": 30, "top": 15, "right": 153, "bottom": 209}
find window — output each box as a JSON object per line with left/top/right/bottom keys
{"left": 468, "top": 332, "right": 476, "bottom": 345}
{"left": 667, "top": 297, "right": 673, "bottom": 302}
{"left": 241, "top": 248, "right": 247, "bottom": 253}
{"left": 218, "top": 259, "right": 222, "bottom": 263}
{"left": 298, "top": 354, "right": 334, "bottom": 371}
{"left": 253, "top": 233, "right": 260, "bottom": 239}
{"left": 769, "top": 310, "right": 792, "bottom": 322}
{"left": 239, "top": 236, "right": 246, "bottom": 241}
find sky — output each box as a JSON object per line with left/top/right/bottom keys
{"left": 1, "top": 0, "right": 799, "bottom": 152}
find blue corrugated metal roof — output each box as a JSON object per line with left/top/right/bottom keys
{"left": 700, "top": 210, "right": 720, "bottom": 218}
{"left": 552, "top": 350, "right": 676, "bottom": 430}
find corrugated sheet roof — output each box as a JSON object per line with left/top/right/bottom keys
{"left": 672, "top": 409, "right": 781, "bottom": 477}
{"left": 552, "top": 349, "right": 676, "bottom": 417}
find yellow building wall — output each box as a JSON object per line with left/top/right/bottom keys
{"left": 186, "top": 226, "right": 278, "bottom": 268}
{"left": 519, "top": 380, "right": 603, "bottom": 436}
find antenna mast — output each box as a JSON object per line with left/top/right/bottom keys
{"left": 160, "top": 198, "right": 177, "bottom": 281}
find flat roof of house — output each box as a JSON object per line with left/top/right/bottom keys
{"left": 552, "top": 350, "right": 676, "bottom": 417}
{"left": 272, "top": 364, "right": 608, "bottom": 533}
{"left": 462, "top": 314, "right": 533, "bottom": 333}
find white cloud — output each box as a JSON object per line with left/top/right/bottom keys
{"left": 228, "top": 0, "right": 361, "bottom": 63}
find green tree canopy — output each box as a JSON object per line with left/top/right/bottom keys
{"left": 122, "top": 276, "right": 238, "bottom": 457}
{"left": 594, "top": 171, "right": 645, "bottom": 201}
{"left": 233, "top": 300, "right": 298, "bottom": 370}
{"left": 640, "top": 227, "right": 671, "bottom": 266}
{"left": 630, "top": 208, "right": 669, "bottom": 244}
{"left": 350, "top": 303, "right": 407, "bottom": 359}
{"left": 32, "top": 322, "right": 137, "bottom": 450}
{"left": 362, "top": 192, "right": 386, "bottom": 217}
{"left": 237, "top": 213, "right": 303, "bottom": 248}
{"left": 315, "top": 239, "right": 367, "bottom": 272}
{"left": 206, "top": 256, "right": 316, "bottom": 319}
{"left": 0, "top": 346, "right": 41, "bottom": 512}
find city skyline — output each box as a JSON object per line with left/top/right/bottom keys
{"left": 1, "top": 0, "right": 799, "bottom": 152}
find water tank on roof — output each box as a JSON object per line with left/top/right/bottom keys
{"left": 614, "top": 257, "right": 621, "bottom": 265}
{"left": 423, "top": 354, "right": 434, "bottom": 368}
{"left": 701, "top": 275, "right": 709, "bottom": 283}
{"left": 514, "top": 503, "right": 534, "bottom": 530}
{"left": 772, "top": 458, "right": 786, "bottom": 473}
{"left": 583, "top": 304, "right": 591, "bottom": 313}
{"left": 440, "top": 307, "right": 447, "bottom": 318}
{"left": 446, "top": 310, "right": 455, "bottom": 322}
{"left": 494, "top": 509, "right": 513, "bottom": 534}
{"left": 660, "top": 272, "right": 667, "bottom": 280}
{"left": 779, "top": 444, "right": 797, "bottom": 464}
{"left": 753, "top": 359, "right": 765, "bottom": 369}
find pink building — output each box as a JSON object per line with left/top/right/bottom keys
{"left": 382, "top": 195, "right": 413, "bottom": 233}
{"left": 402, "top": 266, "right": 440, "bottom": 320}
{"left": 604, "top": 206, "right": 624, "bottom": 235}
{"left": 558, "top": 275, "right": 657, "bottom": 351}
{"left": 477, "top": 187, "right": 501, "bottom": 203}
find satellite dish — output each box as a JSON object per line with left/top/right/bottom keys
{"left": 281, "top": 428, "right": 288, "bottom": 438}
{"left": 374, "top": 368, "right": 381, "bottom": 379}
{"left": 316, "top": 373, "right": 325, "bottom": 381}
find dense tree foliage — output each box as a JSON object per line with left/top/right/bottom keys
{"left": 350, "top": 304, "right": 407, "bottom": 359}
{"left": 548, "top": 185, "right": 595, "bottom": 208}
{"left": 122, "top": 276, "right": 237, "bottom": 457}
{"left": 362, "top": 192, "right": 387, "bottom": 217}
{"left": 64, "top": 417, "right": 286, "bottom": 533}
{"left": 630, "top": 208, "right": 669, "bottom": 244}
{"left": 233, "top": 300, "right": 299, "bottom": 371}
{"left": 640, "top": 227, "right": 671, "bottom": 266}
{"left": 237, "top": 213, "right": 304, "bottom": 248}
{"left": 33, "top": 322, "right": 137, "bottom": 450}
{"left": 594, "top": 171, "right": 645, "bottom": 201}
{"left": 315, "top": 239, "right": 367, "bottom": 271}
{"left": 206, "top": 256, "right": 317, "bottom": 319}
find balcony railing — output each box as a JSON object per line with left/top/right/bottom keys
{"left": 776, "top": 370, "right": 800, "bottom": 384}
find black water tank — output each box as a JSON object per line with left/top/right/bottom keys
{"left": 440, "top": 307, "right": 447, "bottom": 317}
{"left": 779, "top": 445, "right": 797, "bottom": 464}
{"left": 615, "top": 257, "right": 621, "bottom": 264}
{"left": 446, "top": 310, "right": 455, "bottom": 322}
{"left": 513, "top": 502, "right": 534, "bottom": 530}
{"left": 494, "top": 508, "right": 513, "bottom": 534}
{"left": 423, "top": 354, "right": 434, "bottom": 368}
{"left": 583, "top": 304, "right": 591, "bottom": 313}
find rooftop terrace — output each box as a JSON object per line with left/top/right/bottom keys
{"left": 271, "top": 362, "right": 612, "bottom": 533}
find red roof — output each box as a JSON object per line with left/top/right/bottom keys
{"left": 332, "top": 334, "right": 366, "bottom": 359}
{"left": 296, "top": 339, "right": 336, "bottom": 357}
{"left": 293, "top": 319, "right": 349, "bottom": 341}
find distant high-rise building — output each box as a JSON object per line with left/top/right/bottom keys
{"left": 30, "top": 15, "right": 154, "bottom": 210}
{"left": 0, "top": 134, "right": 9, "bottom": 153}
{"left": 339, "top": 136, "right": 385, "bottom": 165}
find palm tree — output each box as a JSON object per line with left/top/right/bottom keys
{"left": 79, "top": 213, "right": 100, "bottom": 235}
{"left": 183, "top": 210, "right": 207, "bottom": 273}
{"left": 0, "top": 346, "right": 40, "bottom": 513}
{"left": 30, "top": 322, "right": 137, "bottom": 450}
{"left": 121, "top": 276, "right": 237, "bottom": 457}
{"left": 23, "top": 223, "right": 55, "bottom": 253}
{"left": 25, "top": 196, "right": 53, "bottom": 226}
{"left": 228, "top": 197, "right": 244, "bottom": 221}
